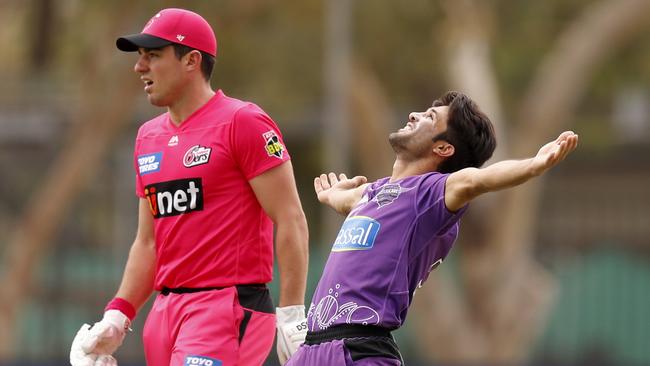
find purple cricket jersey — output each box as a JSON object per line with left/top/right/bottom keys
{"left": 307, "top": 172, "right": 467, "bottom": 332}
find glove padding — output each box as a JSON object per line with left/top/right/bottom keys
{"left": 70, "top": 310, "right": 129, "bottom": 366}
{"left": 71, "top": 325, "right": 118, "bottom": 366}
{"left": 70, "top": 324, "right": 98, "bottom": 366}
{"left": 94, "top": 355, "right": 118, "bottom": 366}
{"left": 276, "top": 305, "right": 307, "bottom": 365}
{"left": 82, "top": 309, "right": 130, "bottom": 355}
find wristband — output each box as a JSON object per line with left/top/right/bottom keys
{"left": 104, "top": 297, "right": 136, "bottom": 321}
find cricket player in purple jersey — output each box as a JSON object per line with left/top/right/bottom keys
{"left": 286, "top": 91, "right": 579, "bottom": 365}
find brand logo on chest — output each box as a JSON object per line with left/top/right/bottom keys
{"left": 332, "top": 216, "right": 381, "bottom": 251}
{"left": 168, "top": 135, "right": 179, "bottom": 146}
{"left": 137, "top": 152, "right": 162, "bottom": 175}
{"left": 144, "top": 178, "right": 203, "bottom": 218}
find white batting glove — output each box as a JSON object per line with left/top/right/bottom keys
{"left": 94, "top": 354, "right": 118, "bottom": 366}
{"left": 81, "top": 310, "right": 130, "bottom": 356}
{"left": 70, "top": 324, "right": 98, "bottom": 366}
{"left": 276, "top": 305, "right": 307, "bottom": 365}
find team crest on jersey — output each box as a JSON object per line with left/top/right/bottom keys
{"left": 184, "top": 355, "right": 221, "bottom": 366}
{"left": 262, "top": 130, "right": 284, "bottom": 159}
{"left": 183, "top": 145, "right": 211, "bottom": 168}
{"left": 373, "top": 183, "right": 413, "bottom": 208}
{"left": 137, "top": 152, "right": 162, "bottom": 175}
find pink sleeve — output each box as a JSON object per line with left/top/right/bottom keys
{"left": 231, "top": 104, "right": 291, "bottom": 180}
{"left": 133, "top": 135, "right": 145, "bottom": 198}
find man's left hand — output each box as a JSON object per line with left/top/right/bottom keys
{"left": 276, "top": 305, "right": 307, "bottom": 365}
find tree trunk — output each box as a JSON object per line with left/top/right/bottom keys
{"left": 349, "top": 61, "right": 396, "bottom": 181}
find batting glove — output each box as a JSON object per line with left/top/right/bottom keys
{"left": 94, "top": 355, "right": 118, "bottom": 366}
{"left": 276, "top": 305, "right": 307, "bottom": 365}
{"left": 81, "top": 310, "right": 130, "bottom": 356}
{"left": 70, "top": 324, "right": 98, "bottom": 366}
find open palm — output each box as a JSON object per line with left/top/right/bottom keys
{"left": 531, "top": 131, "right": 579, "bottom": 175}
{"left": 314, "top": 173, "right": 367, "bottom": 211}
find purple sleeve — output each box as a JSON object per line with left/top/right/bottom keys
{"left": 414, "top": 173, "right": 468, "bottom": 236}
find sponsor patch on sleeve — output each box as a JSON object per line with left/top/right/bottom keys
{"left": 262, "top": 130, "right": 285, "bottom": 159}
{"left": 137, "top": 152, "right": 162, "bottom": 175}
{"left": 184, "top": 355, "right": 222, "bottom": 366}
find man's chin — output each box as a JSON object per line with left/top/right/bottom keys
{"left": 388, "top": 132, "right": 408, "bottom": 151}
{"left": 388, "top": 131, "right": 403, "bottom": 140}
{"left": 146, "top": 95, "right": 168, "bottom": 107}
{"left": 388, "top": 130, "right": 410, "bottom": 141}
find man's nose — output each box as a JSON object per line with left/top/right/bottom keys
{"left": 134, "top": 57, "right": 147, "bottom": 73}
{"left": 409, "top": 112, "right": 419, "bottom": 122}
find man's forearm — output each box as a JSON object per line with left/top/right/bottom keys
{"left": 275, "top": 213, "right": 309, "bottom": 307}
{"left": 322, "top": 183, "right": 368, "bottom": 216}
{"left": 447, "top": 131, "right": 578, "bottom": 212}
{"left": 474, "top": 158, "right": 538, "bottom": 195}
{"left": 114, "top": 238, "right": 156, "bottom": 312}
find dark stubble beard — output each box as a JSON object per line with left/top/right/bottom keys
{"left": 388, "top": 131, "right": 408, "bottom": 154}
{"left": 388, "top": 130, "right": 433, "bottom": 161}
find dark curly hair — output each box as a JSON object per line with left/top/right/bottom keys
{"left": 432, "top": 91, "right": 496, "bottom": 173}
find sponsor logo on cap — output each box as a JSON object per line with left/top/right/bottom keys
{"left": 137, "top": 152, "right": 162, "bottom": 175}
{"left": 144, "top": 178, "right": 203, "bottom": 218}
{"left": 332, "top": 216, "right": 380, "bottom": 251}
{"left": 262, "top": 130, "right": 284, "bottom": 159}
{"left": 184, "top": 355, "right": 222, "bottom": 366}
{"left": 183, "top": 145, "right": 212, "bottom": 168}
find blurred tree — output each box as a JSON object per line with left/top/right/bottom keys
{"left": 0, "top": 0, "right": 145, "bottom": 358}
{"left": 349, "top": 60, "right": 396, "bottom": 180}
{"left": 30, "top": 0, "right": 55, "bottom": 73}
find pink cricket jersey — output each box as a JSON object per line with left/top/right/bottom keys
{"left": 133, "top": 90, "right": 290, "bottom": 290}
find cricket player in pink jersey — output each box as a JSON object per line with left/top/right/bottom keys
{"left": 69, "top": 8, "right": 308, "bottom": 366}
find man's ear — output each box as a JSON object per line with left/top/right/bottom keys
{"left": 184, "top": 50, "right": 202, "bottom": 71}
{"left": 433, "top": 142, "right": 454, "bottom": 158}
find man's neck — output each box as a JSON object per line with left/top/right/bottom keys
{"left": 390, "top": 157, "right": 438, "bottom": 182}
{"left": 168, "top": 84, "right": 215, "bottom": 126}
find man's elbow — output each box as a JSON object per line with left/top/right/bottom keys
{"left": 275, "top": 206, "right": 308, "bottom": 233}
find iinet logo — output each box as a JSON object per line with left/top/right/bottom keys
{"left": 144, "top": 178, "right": 203, "bottom": 218}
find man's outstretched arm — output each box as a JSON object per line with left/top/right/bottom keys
{"left": 314, "top": 173, "right": 368, "bottom": 216}
{"left": 445, "top": 131, "right": 579, "bottom": 212}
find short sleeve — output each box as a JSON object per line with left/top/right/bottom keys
{"left": 231, "top": 104, "right": 291, "bottom": 180}
{"left": 415, "top": 173, "right": 468, "bottom": 235}
{"left": 133, "top": 136, "right": 145, "bottom": 198}
{"left": 406, "top": 173, "right": 468, "bottom": 264}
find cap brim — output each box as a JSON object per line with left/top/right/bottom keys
{"left": 116, "top": 33, "right": 173, "bottom": 52}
